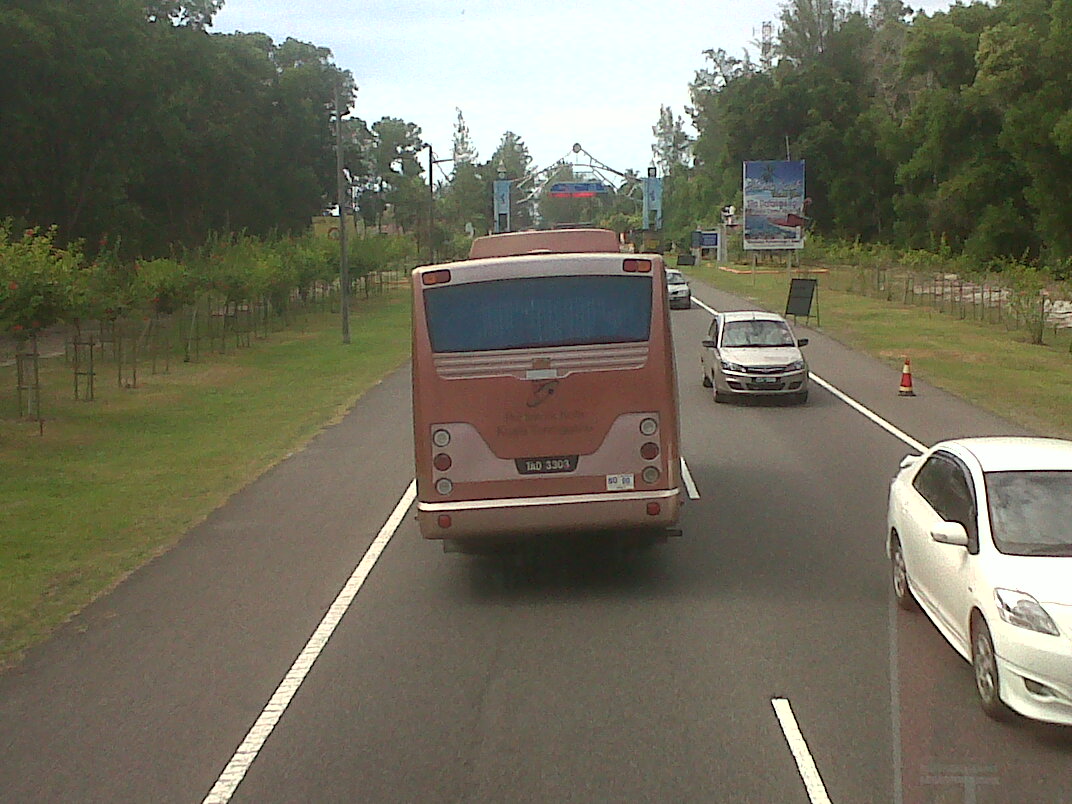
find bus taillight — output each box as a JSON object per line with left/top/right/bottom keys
{"left": 639, "top": 417, "right": 658, "bottom": 435}
{"left": 642, "top": 467, "right": 661, "bottom": 484}
{"left": 646, "top": 502, "right": 661, "bottom": 516}
{"left": 437, "top": 514, "right": 452, "bottom": 529}
{"left": 640, "top": 442, "right": 660, "bottom": 460}
{"left": 433, "top": 453, "right": 452, "bottom": 471}
{"left": 622, "top": 259, "right": 652, "bottom": 273}
{"left": 422, "top": 269, "right": 452, "bottom": 285}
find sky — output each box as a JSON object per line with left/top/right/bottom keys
{"left": 213, "top": 0, "right": 952, "bottom": 181}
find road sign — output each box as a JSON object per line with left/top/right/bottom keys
{"left": 691, "top": 230, "right": 719, "bottom": 248}
{"left": 549, "top": 182, "right": 609, "bottom": 198}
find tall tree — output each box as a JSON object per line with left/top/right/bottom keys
{"left": 144, "top": 0, "right": 225, "bottom": 29}
{"left": 777, "top": 0, "right": 850, "bottom": 63}
{"left": 451, "top": 108, "right": 478, "bottom": 166}
{"left": 652, "top": 105, "right": 692, "bottom": 176}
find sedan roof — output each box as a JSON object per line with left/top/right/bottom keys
{"left": 942, "top": 437, "right": 1072, "bottom": 472}
{"left": 720, "top": 310, "right": 786, "bottom": 323}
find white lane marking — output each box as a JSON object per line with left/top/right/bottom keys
{"left": 692, "top": 296, "right": 717, "bottom": 315}
{"left": 690, "top": 297, "right": 924, "bottom": 453}
{"left": 202, "top": 480, "right": 417, "bottom": 804}
{"left": 772, "top": 697, "right": 833, "bottom": 804}
{"left": 807, "top": 374, "right": 925, "bottom": 453}
{"left": 679, "top": 457, "right": 700, "bottom": 499}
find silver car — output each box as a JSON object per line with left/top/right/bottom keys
{"left": 665, "top": 269, "right": 692, "bottom": 309}
{"left": 700, "top": 310, "right": 809, "bottom": 403}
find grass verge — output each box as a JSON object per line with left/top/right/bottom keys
{"left": 0, "top": 290, "right": 412, "bottom": 669}
{"left": 683, "top": 261, "right": 1072, "bottom": 440}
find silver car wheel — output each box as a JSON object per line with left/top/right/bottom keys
{"left": 971, "top": 614, "right": 1012, "bottom": 721}
{"left": 890, "top": 536, "right": 915, "bottom": 611}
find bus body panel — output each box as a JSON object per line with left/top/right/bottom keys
{"left": 468, "top": 228, "right": 621, "bottom": 259}
{"left": 412, "top": 252, "right": 680, "bottom": 543}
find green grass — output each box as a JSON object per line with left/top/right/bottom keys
{"left": 0, "top": 290, "right": 412, "bottom": 668}
{"left": 682, "top": 260, "right": 1072, "bottom": 440}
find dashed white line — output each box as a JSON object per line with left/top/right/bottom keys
{"left": 772, "top": 697, "right": 833, "bottom": 804}
{"left": 807, "top": 374, "right": 925, "bottom": 453}
{"left": 202, "top": 480, "right": 417, "bottom": 804}
{"left": 679, "top": 457, "right": 700, "bottom": 499}
{"left": 691, "top": 296, "right": 717, "bottom": 315}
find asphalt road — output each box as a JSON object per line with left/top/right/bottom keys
{"left": 2, "top": 275, "right": 1069, "bottom": 803}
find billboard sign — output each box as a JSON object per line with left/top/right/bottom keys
{"left": 742, "top": 160, "right": 806, "bottom": 250}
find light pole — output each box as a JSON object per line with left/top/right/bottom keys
{"left": 426, "top": 144, "right": 452, "bottom": 264}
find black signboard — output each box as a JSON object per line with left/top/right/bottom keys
{"left": 785, "top": 277, "right": 818, "bottom": 322}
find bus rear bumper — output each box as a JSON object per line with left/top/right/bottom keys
{"left": 417, "top": 488, "right": 681, "bottom": 541}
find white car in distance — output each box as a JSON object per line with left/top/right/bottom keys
{"left": 887, "top": 437, "right": 1072, "bottom": 725}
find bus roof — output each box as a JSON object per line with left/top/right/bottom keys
{"left": 467, "top": 228, "right": 621, "bottom": 259}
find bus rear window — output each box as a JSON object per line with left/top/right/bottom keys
{"left": 424, "top": 275, "right": 652, "bottom": 353}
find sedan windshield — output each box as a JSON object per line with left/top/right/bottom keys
{"left": 985, "top": 470, "right": 1072, "bottom": 555}
{"left": 722, "top": 320, "right": 794, "bottom": 348}
{"left": 666, "top": 270, "right": 686, "bottom": 284}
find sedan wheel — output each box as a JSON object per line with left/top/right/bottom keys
{"left": 972, "top": 614, "right": 1013, "bottom": 721}
{"left": 890, "top": 535, "right": 916, "bottom": 611}
{"left": 702, "top": 367, "right": 712, "bottom": 388}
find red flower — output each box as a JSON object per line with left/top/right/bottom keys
{"left": 13, "top": 324, "right": 23, "bottom": 332}
{"left": 31, "top": 320, "right": 40, "bottom": 329}
{"left": 7, "top": 281, "right": 17, "bottom": 291}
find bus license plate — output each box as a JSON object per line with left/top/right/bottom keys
{"left": 606, "top": 473, "right": 635, "bottom": 491}
{"left": 515, "top": 456, "right": 578, "bottom": 474}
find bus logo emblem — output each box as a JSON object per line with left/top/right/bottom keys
{"left": 527, "top": 379, "right": 559, "bottom": 408}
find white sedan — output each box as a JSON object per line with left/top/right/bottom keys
{"left": 887, "top": 437, "right": 1072, "bottom": 724}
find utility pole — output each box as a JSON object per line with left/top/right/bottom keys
{"left": 335, "top": 82, "right": 351, "bottom": 344}
{"left": 427, "top": 144, "right": 434, "bottom": 265}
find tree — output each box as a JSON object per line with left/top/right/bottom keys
{"left": 652, "top": 105, "right": 692, "bottom": 177}
{"left": 777, "top": 0, "right": 850, "bottom": 64}
{"left": 144, "top": 0, "right": 225, "bottom": 29}
{"left": 451, "top": 108, "right": 478, "bottom": 165}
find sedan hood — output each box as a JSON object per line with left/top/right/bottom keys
{"left": 994, "top": 556, "right": 1072, "bottom": 606}
{"left": 720, "top": 346, "right": 802, "bottom": 367}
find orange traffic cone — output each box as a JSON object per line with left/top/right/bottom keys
{"left": 899, "top": 357, "right": 916, "bottom": 397}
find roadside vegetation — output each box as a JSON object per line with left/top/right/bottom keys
{"left": 0, "top": 289, "right": 412, "bottom": 670}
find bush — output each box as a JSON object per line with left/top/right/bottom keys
{"left": 0, "top": 222, "right": 83, "bottom": 336}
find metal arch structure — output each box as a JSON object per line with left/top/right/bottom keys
{"left": 499, "top": 143, "right": 650, "bottom": 230}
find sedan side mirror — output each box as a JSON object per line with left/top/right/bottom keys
{"left": 797, "top": 338, "right": 809, "bottom": 346}
{"left": 931, "top": 521, "right": 969, "bottom": 547}
{"left": 702, "top": 339, "right": 715, "bottom": 348}
{"left": 900, "top": 454, "right": 922, "bottom": 470}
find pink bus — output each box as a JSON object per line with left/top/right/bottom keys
{"left": 411, "top": 242, "right": 682, "bottom": 553}
{"left": 467, "top": 228, "right": 621, "bottom": 259}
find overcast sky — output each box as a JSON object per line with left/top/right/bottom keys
{"left": 213, "top": 0, "right": 951, "bottom": 179}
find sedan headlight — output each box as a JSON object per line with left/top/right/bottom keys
{"left": 994, "top": 589, "right": 1060, "bottom": 636}
{"left": 786, "top": 359, "right": 805, "bottom": 371}
{"left": 720, "top": 360, "right": 747, "bottom": 373}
